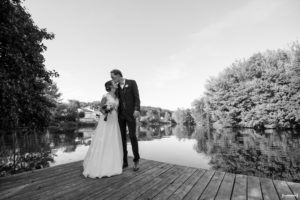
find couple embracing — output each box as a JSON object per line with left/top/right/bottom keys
{"left": 82, "top": 69, "right": 140, "bottom": 178}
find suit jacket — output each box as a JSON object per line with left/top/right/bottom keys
{"left": 117, "top": 79, "right": 140, "bottom": 120}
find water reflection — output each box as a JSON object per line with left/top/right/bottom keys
{"left": 0, "top": 130, "right": 54, "bottom": 176}
{"left": 138, "top": 125, "right": 173, "bottom": 140}
{"left": 193, "top": 127, "right": 300, "bottom": 182}
{"left": 1, "top": 125, "right": 300, "bottom": 182}
{"left": 172, "top": 125, "right": 195, "bottom": 140}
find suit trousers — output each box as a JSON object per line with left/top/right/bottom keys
{"left": 118, "top": 117, "right": 140, "bottom": 164}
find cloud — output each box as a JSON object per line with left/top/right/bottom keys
{"left": 191, "top": 0, "right": 286, "bottom": 40}
{"left": 150, "top": 0, "right": 292, "bottom": 104}
{"left": 163, "top": 0, "right": 289, "bottom": 79}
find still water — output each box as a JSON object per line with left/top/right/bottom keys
{"left": 1, "top": 125, "right": 300, "bottom": 182}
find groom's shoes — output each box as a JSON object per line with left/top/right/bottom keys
{"left": 133, "top": 161, "right": 139, "bottom": 171}
{"left": 123, "top": 163, "right": 128, "bottom": 169}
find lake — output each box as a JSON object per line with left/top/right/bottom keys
{"left": 1, "top": 124, "right": 300, "bottom": 183}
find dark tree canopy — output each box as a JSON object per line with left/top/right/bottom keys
{"left": 0, "top": 0, "right": 59, "bottom": 131}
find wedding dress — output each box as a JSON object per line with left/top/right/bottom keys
{"left": 82, "top": 93, "right": 123, "bottom": 178}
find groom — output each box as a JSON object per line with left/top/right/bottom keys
{"left": 110, "top": 69, "right": 140, "bottom": 171}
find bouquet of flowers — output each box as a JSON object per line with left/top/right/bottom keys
{"left": 102, "top": 104, "right": 114, "bottom": 121}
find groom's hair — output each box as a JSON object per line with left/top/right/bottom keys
{"left": 110, "top": 69, "right": 123, "bottom": 77}
{"left": 105, "top": 81, "right": 113, "bottom": 92}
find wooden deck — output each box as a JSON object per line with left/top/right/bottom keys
{"left": 0, "top": 158, "right": 299, "bottom": 200}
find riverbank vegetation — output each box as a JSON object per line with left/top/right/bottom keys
{"left": 192, "top": 43, "right": 300, "bottom": 130}
{"left": 52, "top": 100, "right": 175, "bottom": 129}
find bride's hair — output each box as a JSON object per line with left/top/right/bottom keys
{"left": 105, "top": 81, "right": 114, "bottom": 92}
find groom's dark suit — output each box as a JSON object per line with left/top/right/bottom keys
{"left": 117, "top": 79, "right": 140, "bottom": 165}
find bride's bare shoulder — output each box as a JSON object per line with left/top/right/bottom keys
{"left": 100, "top": 93, "right": 109, "bottom": 103}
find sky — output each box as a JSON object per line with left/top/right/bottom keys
{"left": 23, "top": 0, "right": 300, "bottom": 110}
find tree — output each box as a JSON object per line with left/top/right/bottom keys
{"left": 163, "top": 112, "right": 171, "bottom": 122}
{"left": 44, "top": 82, "right": 62, "bottom": 105}
{"left": 0, "top": 0, "right": 59, "bottom": 132}
{"left": 52, "top": 103, "right": 78, "bottom": 123}
{"left": 195, "top": 42, "right": 300, "bottom": 129}
{"left": 172, "top": 108, "right": 195, "bottom": 126}
{"left": 192, "top": 97, "right": 211, "bottom": 128}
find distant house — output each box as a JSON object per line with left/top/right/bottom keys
{"left": 78, "top": 106, "right": 100, "bottom": 123}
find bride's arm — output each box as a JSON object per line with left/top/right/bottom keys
{"left": 99, "top": 95, "right": 107, "bottom": 114}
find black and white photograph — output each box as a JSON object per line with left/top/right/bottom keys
{"left": 1, "top": 0, "right": 300, "bottom": 199}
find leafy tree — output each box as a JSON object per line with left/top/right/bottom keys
{"left": 68, "top": 100, "right": 80, "bottom": 110}
{"left": 194, "top": 42, "right": 300, "bottom": 129}
{"left": 163, "top": 111, "right": 172, "bottom": 121}
{"left": 52, "top": 102, "right": 79, "bottom": 123}
{"left": 138, "top": 106, "right": 173, "bottom": 124}
{"left": 192, "top": 97, "right": 212, "bottom": 128}
{"left": 0, "top": 0, "right": 59, "bottom": 132}
{"left": 172, "top": 108, "right": 195, "bottom": 126}
{"left": 44, "top": 82, "right": 62, "bottom": 105}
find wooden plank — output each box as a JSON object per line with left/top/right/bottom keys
{"left": 119, "top": 164, "right": 191, "bottom": 199}
{"left": 87, "top": 164, "right": 172, "bottom": 200}
{"left": 0, "top": 161, "right": 82, "bottom": 192}
{"left": 79, "top": 160, "right": 161, "bottom": 200}
{"left": 9, "top": 159, "right": 151, "bottom": 200}
{"left": 135, "top": 166, "right": 185, "bottom": 200}
{"left": 0, "top": 162, "right": 82, "bottom": 194}
{"left": 136, "top": 165, "right": 188, "bottom": 200}
{"left": 99, "top": 165, "right": 173, "bottom": 199}
{"left": 260, "top": 178, "right": 280, "bottom": 200}
{"left": 168, "top": 169, "right": 206, "bottom": 200}
{"left": 3, "top": 165, "right": 82, "bottom": 200}
{"left": 121, "top": 173, "right": 170, "bottom": 200}
{"left": 10, "top": 170, "right": 83, "bottom": 200}
{"left": 0, "top": 160, "right": 82, "bottom": 188}
{"left": 287, "top": 181, "right": 300, "bottom": 199}
{"left": 231, "top": 174, "right": 247, "bottom": 200}
{"left": 30, "top": 170, "right": 93, "bottom": 200}
{"left": 274, "top": 180, "right": 297, "bottom": 200}
{"left": 1, "top": 158, "right": 300, "bottom": 200}
{"left": 0, "top": 184, "right": 30, "bottom": 200}
{"left": 247, "top": 176, "right": 263, "bottom": 200}
{"left": 215, "top": 173, "right": 235, "bottom": 200}
{"left": 39, "top": 159, "right": 156, "bottom": 200}
{"left": 0, "top": 160, "right": 82, "bottom": 182}
{"left": 153, "top": 167, "right": 196, "bottom": 200}
{"left": 183, "top": 170, "right": 215, "bottom": 200}
{"left": 199, "top": 171, "right": 225, "bottom": 200}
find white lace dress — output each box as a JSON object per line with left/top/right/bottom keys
{"left": 82, "top": 93, "right": 123, "bottom": 178}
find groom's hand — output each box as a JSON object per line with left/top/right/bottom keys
{"left": 133, "top": 110, "right": 140, "bottom": 118}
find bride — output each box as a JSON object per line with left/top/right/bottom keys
{"left": 82, "top": 80, "right": 123, "bottom": 178}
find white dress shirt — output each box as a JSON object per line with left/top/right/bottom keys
{"left": 120, "top": 79, "right": 126, "bottom": 89}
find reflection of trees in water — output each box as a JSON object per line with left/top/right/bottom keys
{"left": 48, "top": 127, "right": 78, "bottom": 152}
{"left": 172, "top": 125, "right": 195, "bottom": 140}
{"left": 192, "top": 126, "right": 212, "bottom": 154}
{"left": 74, "top": 127, "right": 96, "bottom": 146}
{"left": 137, "top": 124, "right": 195, "bottom": 141}
{"left": 193, "top": 127, "right": 300, "bottom": 182}
{"left": 137, "top": 125, "right": 173, "bottom": 141}
{"left": 0, "top": 130, "right": 54, "bottom": 176}
{"left": 0, "top": 128, "right": 82, "bottom": 176}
